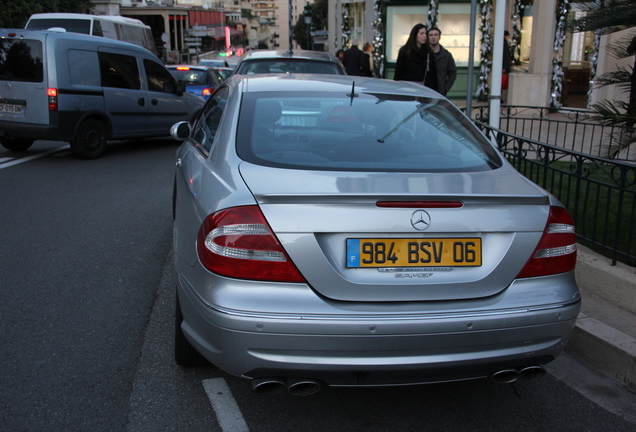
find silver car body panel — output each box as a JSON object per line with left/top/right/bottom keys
{"left": 239, "top": 163, "right": 551, "bottom": 302}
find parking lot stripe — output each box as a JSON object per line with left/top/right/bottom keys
{"left": 202, "top": 378, "right": 250, "bottom": 432}
{"left": 0, "top": 145, "right": 70, "bottom": 169}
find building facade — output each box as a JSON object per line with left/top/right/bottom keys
{"left": 328, "top": 0, "right": 633, "bottom": 109}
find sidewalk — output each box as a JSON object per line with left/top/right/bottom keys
{"left": 567, "top": 244, "right": 636, "bottom": 392}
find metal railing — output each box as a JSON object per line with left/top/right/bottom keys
{"left": 473, "top": 121, "right": 636, "bottom": 266}
{"left": 468, "top": 105, "right": 635, "bottom": 162}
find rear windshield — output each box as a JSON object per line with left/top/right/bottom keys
{"left": 0, "top": 38, "right": 44, "bottom": 83}
{"left": 236, "top": 60, "right": 341, "bottom": 75}
{"left": 169, "top": 68, "right": 209, "bottom": 85}
{"left": 237, "top": 92, "right": 502, "bottom": 172}
{"left": 26, "top": 18, "right": 91, "bottom": 34}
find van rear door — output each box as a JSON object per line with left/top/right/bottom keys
{"left": 0, "top": 32, "right": 49, "bottom": 127}
{"left": 97, "top": 49, "right": 149, "bottom": 138}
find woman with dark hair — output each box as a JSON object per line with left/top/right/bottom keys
{"left": 394, "top": 23, "right": 439, "bottom": 92}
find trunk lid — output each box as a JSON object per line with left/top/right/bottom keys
{"left": 239, "top": 162, "right": 550, "bottom": 302}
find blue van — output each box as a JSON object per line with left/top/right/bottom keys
{"left": 0, "top": 29, "right": 205, "bottom": 159}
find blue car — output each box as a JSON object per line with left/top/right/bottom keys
{"left": 167, "top": 65, "right": 224, "bottom": 101}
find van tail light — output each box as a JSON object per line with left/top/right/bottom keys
{"left": 516, "top": 206, "right": 577, "bottom": 278}
{"left": 202, "top": 87, "right": 214, "bottom": 97}
{"left": 197, "top": 205, "right": 305, "bottom": 283}
{"left": 48, "top": 88, "right": 58, "bottom": 111}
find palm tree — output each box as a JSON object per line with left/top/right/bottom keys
{"left": 569, "top": 0, "right": 636, "bottom": 159}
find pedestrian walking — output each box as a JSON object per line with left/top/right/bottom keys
{"left": 336, "top": 49, "right": 345, "bottom": 64}
{"left": 427, "top": 27, "right": 457, "bottom": 96}
{"left": 342, "top": 39, "right": 370, "bottom": 76}
{"left": 393, "top": 24, "right": 439, "bottom": 92}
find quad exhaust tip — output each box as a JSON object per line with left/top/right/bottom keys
{"left": 252, "top": 378, "right": 322, "bottom": 396}
{"left": 251, "top": 378, "right": 286, "bottom": 395}
{"left": 491, "top": 365, "right": 546, "bottom": 384}
{"left": 286, "top": 379, "right": 321, "bottom": 396}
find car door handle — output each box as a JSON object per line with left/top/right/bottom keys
{"left": 151, "top": 99, "right": 158, "bottom": 105}
{"left": 138, "top": 98, "right": 145, "bottom": 106}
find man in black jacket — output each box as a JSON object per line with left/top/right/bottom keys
{"left": 427, "top": 27, "right": 457, "bottom": 97}
{"left": 342, "top": 39, "right": 369, "bottom": 76}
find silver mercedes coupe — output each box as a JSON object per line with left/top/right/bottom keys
{"left": 170, "top": 74, "right": 580, "bottom": 396}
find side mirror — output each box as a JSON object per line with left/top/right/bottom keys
{"left": 170, "top": 121, "right": 191, "bottom": 141}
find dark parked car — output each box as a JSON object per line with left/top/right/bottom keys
{"left": 213, "top": 66, "right": 234, "bottom": 80}
{"left": 170, "top": 74, "right": 580, "bottom": 396}
{"left": 167, "top": 65, "right": 224, "bottom": 101}
{"left": 198, "top": 58, "right": 230, "bottom": 68}
{"left": 233, "top": 49, "right": 346, "bottom": 75}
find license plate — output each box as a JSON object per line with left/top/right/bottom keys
{"left": 281, "top": 116, "right": 305, "bottom": 126}
{"left": 0, "top": 103, "right": 25, "bottom": 114}
{"left": 346, "top": 238, "right": 482, "bottom": 268}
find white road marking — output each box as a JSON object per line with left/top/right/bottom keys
{"left": 202, "top": 378, "right": 250, "bottom": 432}
{"left": 0, "top": 145, "right": 70, "bottom": 169}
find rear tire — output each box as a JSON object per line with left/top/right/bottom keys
{"left": 0, "top": 137, "right": 34, "bottom": 151}
{"left": 71, "top": 119, "right": 107, "bottom": 159}
{"left": 175, "top": 291, "right": 210, "bottom": 366}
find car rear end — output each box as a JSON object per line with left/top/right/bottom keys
{"left": 0, "top": 29, "right": 53, "bottom": 146}
{"left": 174, "top": 76, "right": 580, "bottom": 392}
{"left": 168, "top": 65, "right": 218, "bottom": 100}
{"left": 233, "top": 50, "right": 346, "bottom": 75}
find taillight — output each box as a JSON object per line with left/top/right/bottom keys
{"left": 202, "top": 87, "right": 213, "bottom": 97}
{"left": 516, "top": 206, "right": 577, "bottom": 278}
{"left": 48, "top": 88, "right": 58, "bottom": 111}
{"left": 197, "top": 205, "right": 305, "bottom": 282}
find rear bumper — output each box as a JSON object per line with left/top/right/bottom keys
{"left": 0, "top": 112, "right": 82, "bottom": 142}
{"left": 176, "top": 264, "right": 581, "bottom": 386}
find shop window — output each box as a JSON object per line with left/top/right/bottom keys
{"left": 386, "top": 3, "right": 479, "bottom": 66}
{"left": 435, "top": 4, "right": 481, "bottom": 66}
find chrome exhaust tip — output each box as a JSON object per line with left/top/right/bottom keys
{"left": 286, "top": 379, "right": 321, "bottom": 396}
{"left": 491, "top": 369, "right": 520, "bottom": 384}
{"left": 252, "top": 378, "right": 286, "bottom": 395}
{"left": 519, "top": 365, "right": 547, "bottom": 380}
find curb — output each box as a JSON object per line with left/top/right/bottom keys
{"left": 567, "top": 313, "right": 636, "bottom": 392}
{"left": 567, "top": 245, "right": 636, "bottom": 392}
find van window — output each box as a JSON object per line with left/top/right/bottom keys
{"left": 98, "top": 52, "right": 140, "bottom": 90}
{"left": 26, "top": 18, "right": 91, "bottom": 34}
{"left": 144, "top": 59, "right": 177, "bottom": 93}
{"left": 68, "top": 50, "right": 100, "bottom": 86}
{"left": 0, "top": 39, "right": 44, "bottom": 83}
{"left": 92, "top": 20, "right": 104, "bottom": 37}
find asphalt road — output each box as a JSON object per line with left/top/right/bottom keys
{"left": 1, "top": 139, "right": 634, "bottom": 431}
